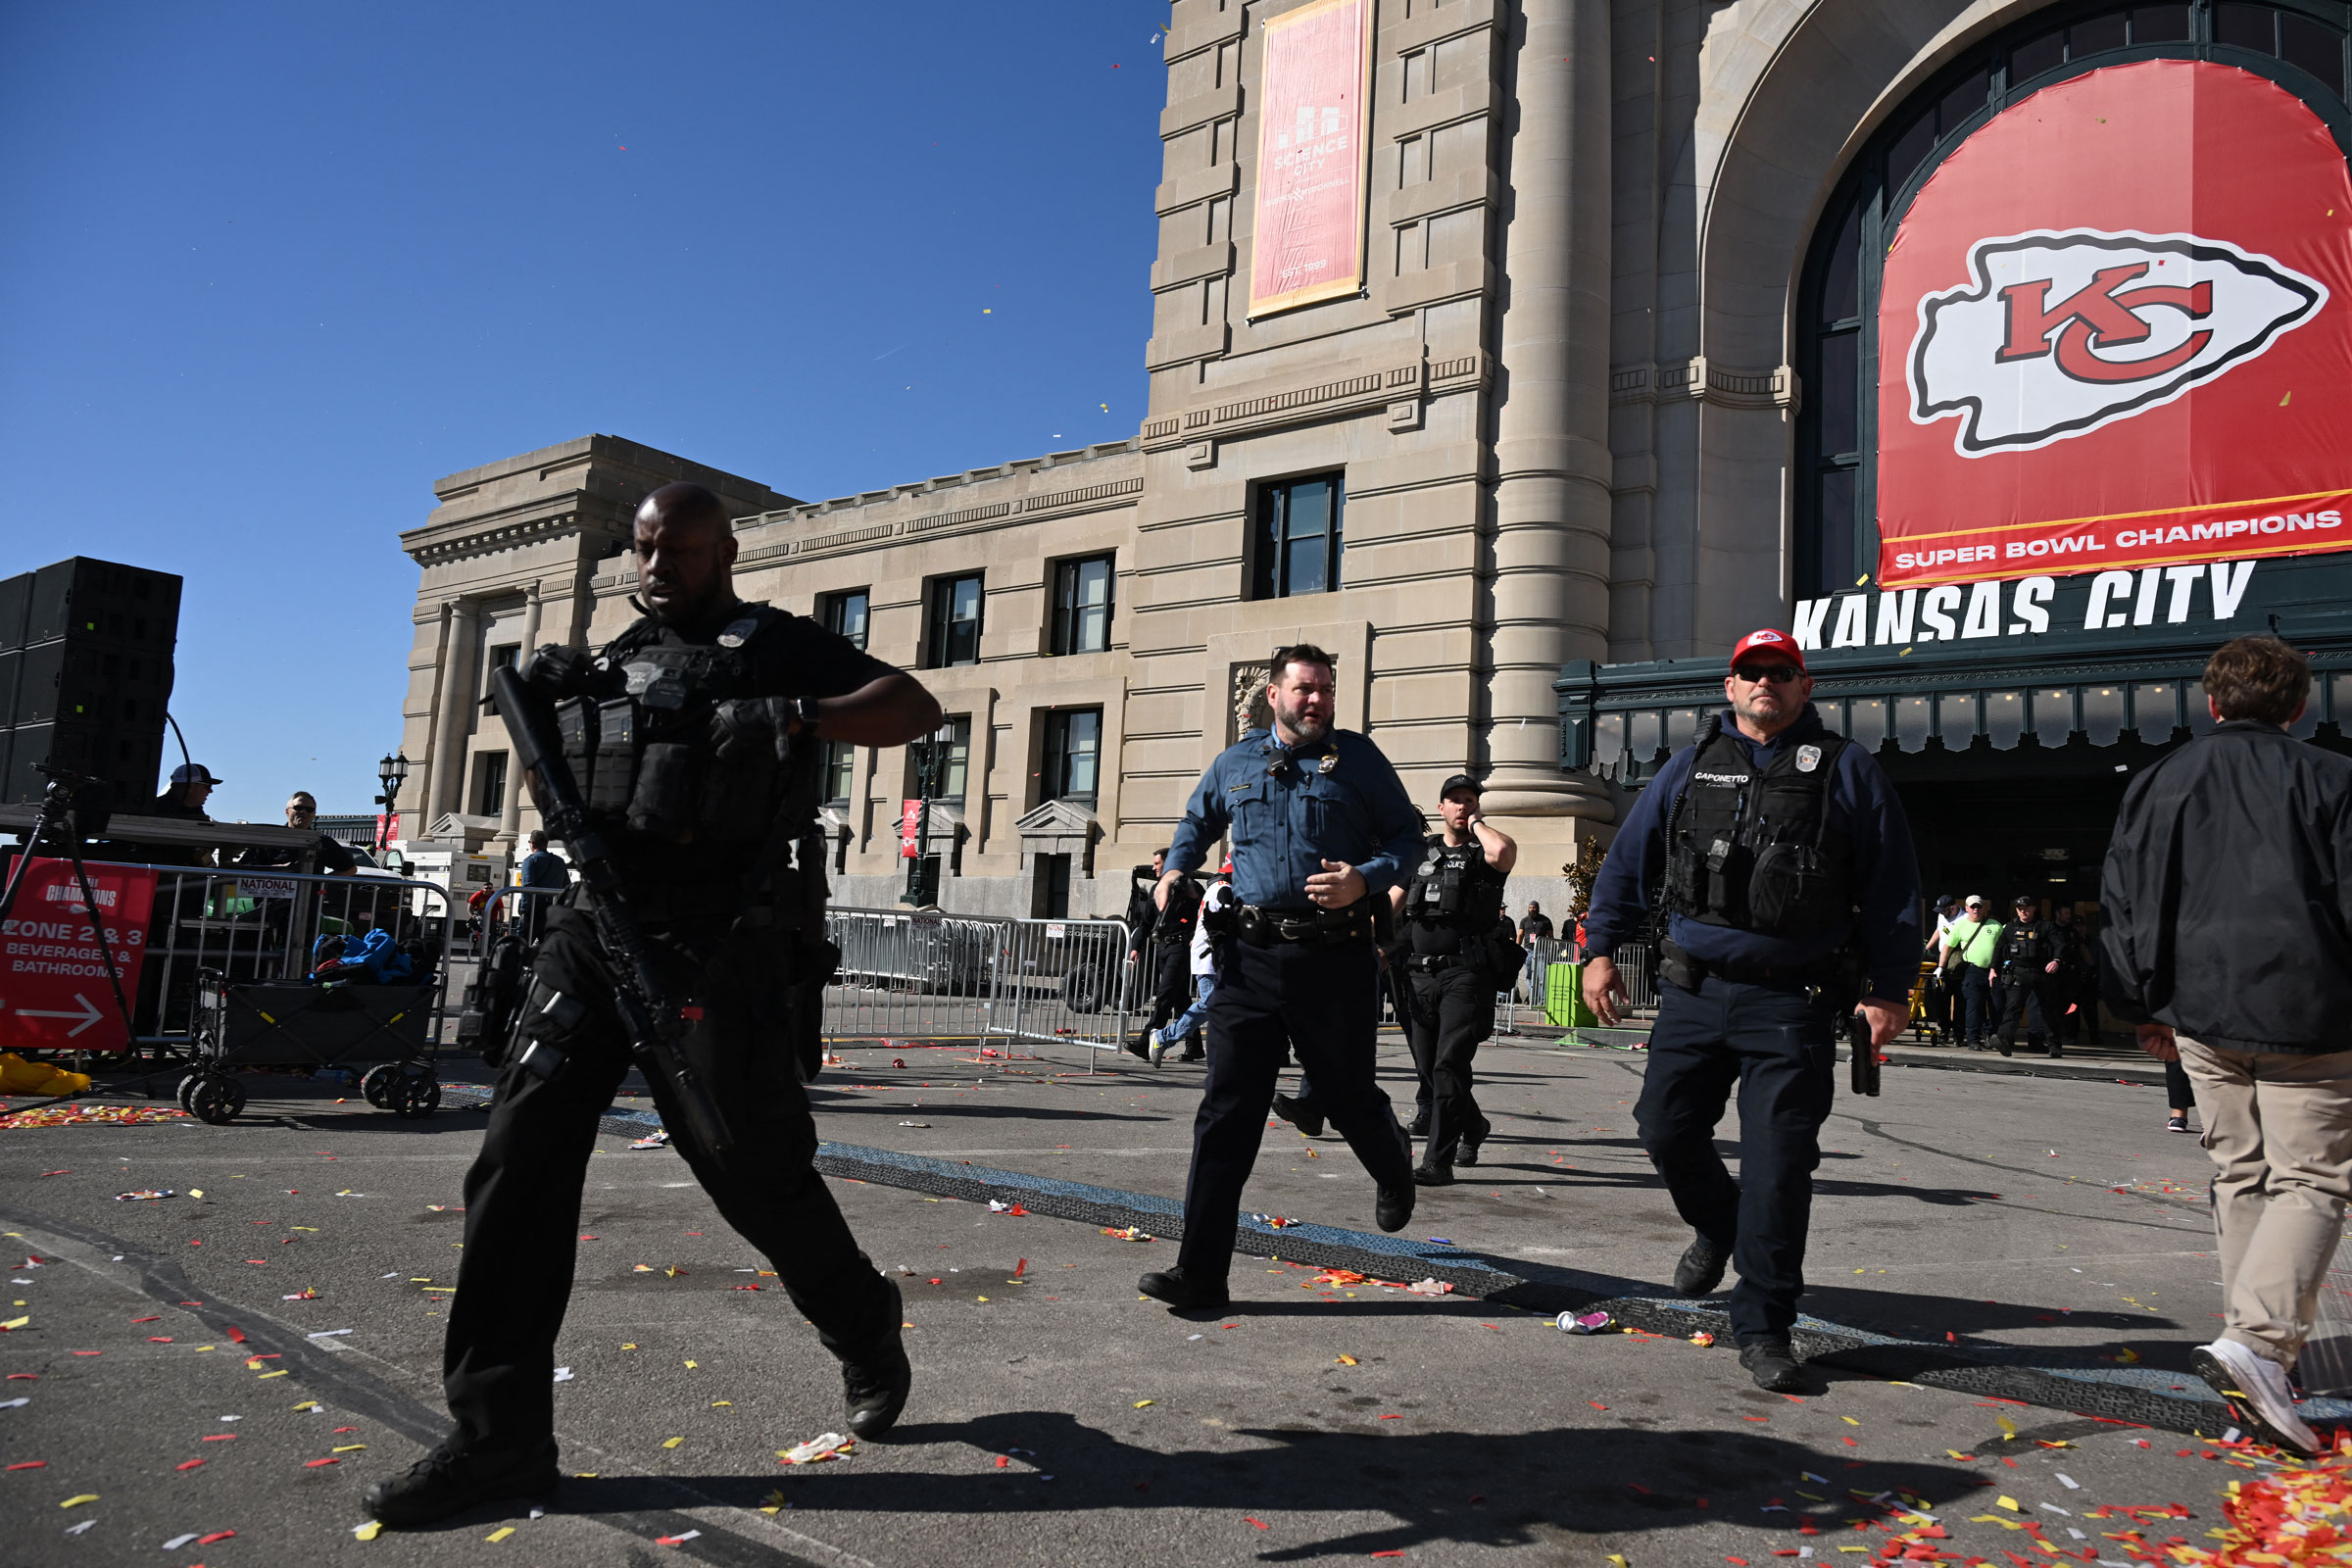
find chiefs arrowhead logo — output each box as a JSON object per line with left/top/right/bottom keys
{"left": 1908, "top": 230, "right": 2326, "bottom": 456}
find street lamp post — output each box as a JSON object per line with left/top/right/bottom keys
{"left": 900, "top": 721, "right": 955, "bottom": 907}
{"left": 376, "top": 752, "right": 412, "bottom": 851}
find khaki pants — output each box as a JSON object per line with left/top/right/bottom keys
{"left": 2177, "top": 1037, "right": 2352, "bottom": 1366}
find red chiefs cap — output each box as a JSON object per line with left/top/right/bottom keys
{"left": 1729, "top": 627, "right": 1806, "bottom": 673}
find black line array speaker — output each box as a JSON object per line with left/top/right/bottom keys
{"left": 0, "top": 557, "right": 181, "bottom": 808}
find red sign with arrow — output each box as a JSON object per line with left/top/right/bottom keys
{"left": 1, "top": 858, "right": 157, "bottom": 1052}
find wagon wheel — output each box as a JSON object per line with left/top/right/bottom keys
{"left": 360, "top": 1062, "right": 401, "bottom": 1109}
{"left": 189, "top": 1075, "right": 246, "bottom": 1126}
{"left": 389, "top": 1067, "right": 441, "bottom": 1120}
{"left": 176, "top": 1073, "right": 204, "bottom": 1113}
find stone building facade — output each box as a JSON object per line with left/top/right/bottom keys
{"left": 399, "top": 0, "right": 2339, "bottom": 920}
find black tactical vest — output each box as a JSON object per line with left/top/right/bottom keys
{"left": 1658, "top": 716, "right": 1855, "bottom": 936}
{"left": 545, "top": 603, "right": 826, "bottom": 912}
{"left": 1995, "top": 918, "right": 2053, "bottom": 972}
{"left": 1404, "top": 833, "right": 1509, "bottom": 951}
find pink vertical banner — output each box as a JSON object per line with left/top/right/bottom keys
{"left": 1248, "top": 0, "right": 1371, "bottom": 318}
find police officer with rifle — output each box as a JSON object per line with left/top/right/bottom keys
{"left": 366, "top": 482, "right": 944, "bottom": 1528}
{"left": 1393, "top": 773, "right": 1517, "bottom": 1185}
{"left": 1991, "top": 893, "right": 2065, "bottom": 1059}
{"left": 1583, "top": 629, "right": 1919, "bottom": 1393}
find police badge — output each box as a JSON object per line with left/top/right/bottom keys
{"left": 1796, "top": 744, "right": 1822, "bottom": 772}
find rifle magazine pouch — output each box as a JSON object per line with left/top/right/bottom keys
{"left": 1745, "top": 843, "right": 1842, "bottom": 935}
{"left": 628, "top": 742, "right": 700, "bottom": 840}
{"left": 556, "top": 696, "right": 598, "bottom": 795}
{"left": 592, "top": 700, "right": 638, "bottom": 814}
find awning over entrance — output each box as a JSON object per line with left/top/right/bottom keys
{"left": 1556, "top": 623, "right": 2352, "bottom": 788}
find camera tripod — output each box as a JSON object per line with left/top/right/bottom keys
{"left": 0, "top": 764, "right": 139, "bottom": 1064}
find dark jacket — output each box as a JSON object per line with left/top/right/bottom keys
{"left": 1584, "top": 704, "right": 1923, "bottom": 1000}
{"left": 2101, "top": 720, "right": 2352, "bottom": 1054}
{"left": 1124, "top": 866, "right": 1160, "bottom": 956}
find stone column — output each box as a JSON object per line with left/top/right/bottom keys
{"left": 1479, "top": 0, "right": 1614, "bottom": 827}
{"left": 499, "top": 584, "right": 543, "bottom": 841}
{"left": 412, "top": 603, "right": 454, "bottom": 829}
{"left": 427, "top": 601, "right": 481, "bottom": 826}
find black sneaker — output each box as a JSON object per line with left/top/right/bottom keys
{"left": 1457, "top": 1116, "right": 1492, "bottom": 1167}
{"left": 2045, "top": 1042, "right": 2063, "bottom": 1059}
{"left": 1407, "top": 1111, "right": 1431, "bottom": 1138}
{"left": 1376, "top": 1185, "right": 1415, "bottom": 1233}
{"left": 840, "top": 1282, "right": 911, "bottom": 1441}
{"left": 1411, "top": 1162, "right": 1454, "bottom": 1187}
{"left": 1673, "top": 1237, "right": 1732, "bottom": 1297}
{"left": 1739, "top": 1339, "right": 1806, "bottom": 1393}
{"left": 1995, "top": 1036, "right": 2013, "bottom": 1057}
{"left": 1139, "top": 1266, "right": 1230, "bottom": 1311}
{"left": 1122, "top": 1034, "right": 1152, "bottom": 1061}
{"left": 1271, "top": 1093, "right": 1324, "bottom": 1139}
{"left": 362, "top": 1440, "right": 559, "bottom": 1529}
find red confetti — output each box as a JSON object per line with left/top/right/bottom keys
{"left": 1588, "top": 1400, "right": 1608, "bottom": 1411}
{"left": 38, "top": 1170, "right": 68, "bottom": 1177}
{"left": 177, "top": 1459, "right": 206, "bottom": 1471}
{"left": 131, "top": 1316, "right": 161, "bottom": 1324}
{"left": 201, "top": 1435, "right": 237, "bottom": 1443}
{"left": 1245, "top": 1516, "right": 1268, "bottom": 1529}
{"left": 71, "top": 1350, "right": 100, "bottom": 1357}
{"left": 304, "top": 1456, "right": 340, "bottom": 1467}
{"left": 1013, "top": 1258, "right": 1027, "bottom": 1278}
{"left": 5, "top": 1374, "right": 32, "bottom": 1380}
{"left": 197, "top": 1531, "right": 235, "bottom": 1544}
{"left": 5, "top": 1460, "right": 45, "bottom": 1469}
{"left": 226, "top": 1328, "right": 245, "bottom": 1344}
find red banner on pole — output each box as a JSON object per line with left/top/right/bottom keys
{"left": 1247, "top": 0, "right": 1371, "bottom": 318}
{"left": 900, "top": 801, "right": 921, "bottom": 859}
{"left": 1, "top": 858, "right": 157, "bottom": 1052}
{"left": 1878, "top": 62, "right": 2352, "bottom": 588}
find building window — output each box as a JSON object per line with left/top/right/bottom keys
{"left": 1040, "top": 708, "right": 1102, "bottom": 805}
{"left": 924, "top": 573, "right": 983, "bottom": 668}
{"left": 821, "top": 740, "right": 856, "bottom": 808}
{"left": 484, "top": 643, "right": 519, "bottom": 697}
{"left": 821, "top": 589, "right": 869, "bottom": 651}
{"left": 1250, "top": 472, "right": 1344, "bottom": 599}
{"left": 1792, "top": 0, "right": 2350, "bottom": 600}
{"left": 910, "top": 717, "right": 971, "bottom": 804}
{"left": 474, "top": 752, "right": 508, "bottom": 818}
{"left": 1051, "top": 556, "right": 1115, "bottom": 655}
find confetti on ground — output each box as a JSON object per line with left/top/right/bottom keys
{"left": 655, "top": 1530, "right": 702, "bottom": 1545}
{"left": 353, "top": 1523, "right": 382, "bottom": 1542}
{"left": 3, "top": 1103, "right": 188, "bottom": 1129}
{"left": 60, "top": 1493, "right": 97, "bottom": 1507}
{"left": 113, "top": 1190, "right": 174, "bottom": 1201}
{"left": 630, "top": 1131, "right": 670, "bottom": 1151}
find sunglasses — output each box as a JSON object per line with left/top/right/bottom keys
{"left": 1732, "top": 664, "right": 1804, "bottom": 684}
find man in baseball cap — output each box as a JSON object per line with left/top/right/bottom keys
{"left": 152, "top": 762, "right": 221, "bottom": 821}
{"left": 1580, "top": 626, "right": 1921, "bottom": 1393}
{"left": 1388, "top": 770, "right": 1517, "bottom": 1184}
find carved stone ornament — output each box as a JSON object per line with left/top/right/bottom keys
{"left": 1229, "top": 665, "right": 1272, "bottom": 742}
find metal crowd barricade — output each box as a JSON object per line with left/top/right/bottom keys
{"left": 817, "top": 906, "right": 1137, "bottom": 1068}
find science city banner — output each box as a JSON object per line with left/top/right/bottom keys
{"left": 1248, "top": 0, "right": 1371, "bottom": 318}
{"left": 1879, "top": 60, "right": 2352, "bottom": 588}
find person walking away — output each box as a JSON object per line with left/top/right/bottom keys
{"left": 2102, "top": 633, "right": 2352, "bottom": 1455}
{"left": 364, "top": 482, "right": 945, "bottom": 1526}
{"left": 1151, "top": 876, "right": 1235, "bottom": 1065}
{"left": 1124, "top": 852, "right": 1165, "bottom": 1010}
{"left": 1393, "top": 774, "right": 1516, "bottom": 1184}
{"left": 1137, "top": 644, "right": 1423, "bottom": 1311}
{"left": 1517, "top": 901, "right": 1554, "bottom": 1004}
{"left": 1922, "top": 895, "right": 1960, "bottom": 1041}
{"left": 2165, "top": 1056, "right": 2198, "bottom": 1136}
{"left": 1583, "top": 628, "right": 1919, "bottom": 1393}
{"left": 1939, "top": 896, "right": 2002, "bottom": 1048}
{"left": 1990, "top": 895, "right": 2065, "bottom": 1059}
{"left": 514, "top": 829, "right": 569, "bottom": 941}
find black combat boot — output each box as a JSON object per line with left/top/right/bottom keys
{"left": 1271, "top": 1093, "right": 1324, "bottom": 1138}
{"left": 1740, "top": 1339, "right": 1806, "bottom": 1393}
{"left": 362, "top": 1440, "right": 560, "bottom": 1529}
{"left": 1673, "top": 1236, "right": 1732, "bottom": 1297}
{"left": 1456, "top": 1114, "right": 1492, "bottom": 1166}
{"left": 839, "top": 1279, "right": 911, "bottom": 1441}
{"left": 1411, "top": 1161, "right": 1454, "bottom": 1187}
{"left": 1376, "top": 1184, "right": 1415, "bottom": 1233}
{"left": 1139, "top": 1266, "right": 1230, "bottom": 1310}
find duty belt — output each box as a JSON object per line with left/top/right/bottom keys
{"left": 1236, "top": 904, "right": 1369, "bottom": 947}
{"left": 1404, "top": 952, "right": 1468, "bottom": 973}
{"left": 1660, "top": 937, "right": 1835, "bottom": 994}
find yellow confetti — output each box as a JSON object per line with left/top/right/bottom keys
{"left": 334, "top": 1445, "right": 368, "bottom": 1452}
{"left": 1337, "top": 1354, "right": 1357, "bottom": 1366}
{"left": 486, "top": 1527, "right": 514, "bottom": 1543}
{"left": 621, "top": 1344, "right": 637, "bottom": 1350}
{"left": 1996, "top": 1414, "right": 2018, "bottom": 1439}
{"left": 683, "top": 1360, "right": 697, "bottom": 1369}
{"left": 193, "top": 1346, "right": 215, "bottom": 1352}
{"left": 1134, "top": 1399, "right": 1154, "bottom": 1408}
{"left": 354, "top": 1521, "right": 383, "bottom": 1541}
{"left": 293, "top": 1401, "right": 318, "bottom": 1411}
{"left": 663, "top": 1437, "right": 683, "bottom": 1448}
{"left": 259, "top": 1369, "right": 290, "bottom": 1379}
{"left": 1997, "top": 1494, "right": 2021, "bottom": 1511}
{"left": 977, "top": 1296, "right": 990, "bottom": 1303}
{"left": 61, "top": 1494, "right": 98, "bottom": 1508}
{"left": 711, "top": 1400, "right": 732, "bottom": 1407}
{"left": 1841, "top": 1416, "right": 1860, "bottom": 1426}
{"left": 2281, "top": 392, "right": 2295, "bottom": 408}
{"left": 1606, "top": 1556, "right": 1629, "bottom": 1568}
{"left": 188, "top": 1189, "right": 204, "bottom": 1198}
{"left": 0, "top": 1316, "right": 25, "bottom": 1331}
{"left": 1946, "top": 1448, "right": 1971, "bottom": 1460}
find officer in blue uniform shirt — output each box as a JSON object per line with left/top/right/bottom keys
{"left": 1582, "top": 628, "right": 1920, "bottom": 1392}
{"left": 1137, "top": 643, "right": 1426, "bottom": 1311}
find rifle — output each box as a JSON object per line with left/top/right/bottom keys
{"left": 1847, "top": 1007, "right": 1882, "bottom": 1098}
{"left": 491, "top": 663, "right": 734, "bottom": 1155}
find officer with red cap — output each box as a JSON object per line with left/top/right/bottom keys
{"left": 1581, "top": 628, "right": 1921, "bottom": 1392}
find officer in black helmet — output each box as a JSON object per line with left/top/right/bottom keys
{"left": 1393, "top": 773, "right": 1517, "bottom": 1184}
{"left": 1582, "top": 628, "right": 1920, "bottom": 1393}
{"left": 365, "top": 482, "right": 944, "bottom": 1528}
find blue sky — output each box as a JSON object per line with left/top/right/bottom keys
{"left": 0, "top": 2, "right": 1166, "bottom": 823}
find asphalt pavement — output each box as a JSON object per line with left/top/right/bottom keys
{"left": 0, "top": 1032, "right": 2329, "bottom": 1566}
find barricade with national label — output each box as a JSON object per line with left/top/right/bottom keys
{"left": 818, "top": 907, "right": 1138, "bottom": 1069}
{"left": 1, "top": 857, "right": 459, "bottom": 1123}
